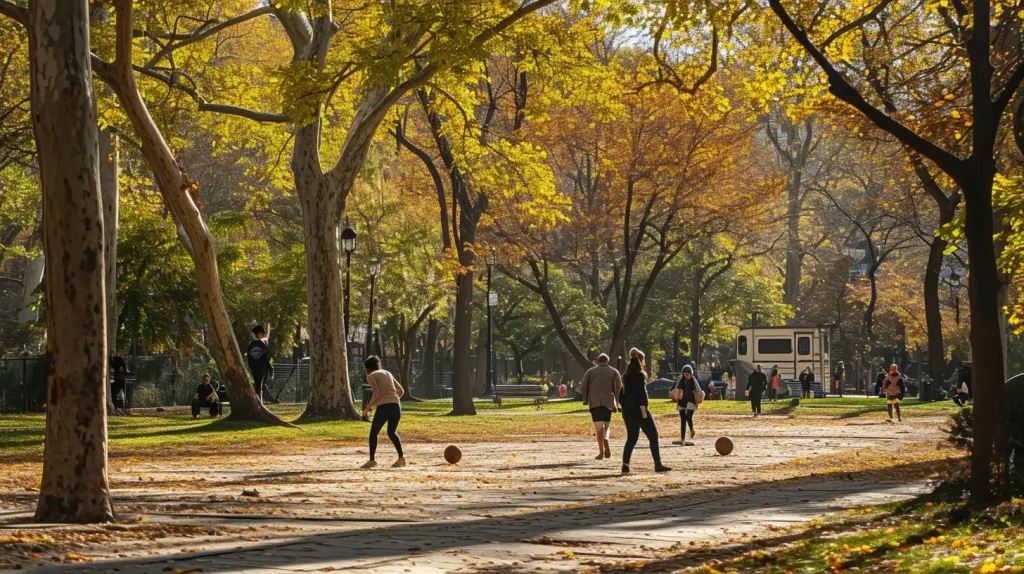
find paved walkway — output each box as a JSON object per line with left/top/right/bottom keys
{"left": 32, "top": 477, "right": 930, "bottom": 573}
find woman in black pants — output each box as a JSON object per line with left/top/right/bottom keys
{"left": 620, "top": 355, "right": 671, "bottom": 474}
{"left": 672, "top": 365, "right": 699, "bottom": 442}
{"left": 360, "top": 356, "right": 406, "bottom": 469}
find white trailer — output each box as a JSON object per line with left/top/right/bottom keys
{"left": 731, "top": 326, "right": 831, "bottom": 394}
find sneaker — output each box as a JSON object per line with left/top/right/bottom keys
{"left": 604, "top": 446, "right": 611, "bottom": 458}
{"left": 654, "top": 464, "right": 672, "bottom": 473}
{"left": 621, "top": 465, "right": 631, "bottom": 475}
{"left": 897, "top": 418, "right": 903, "bottom": 423}
{"left": 392, "top": 457, "right": 407, "bottom": 467}
{"left": 360, "top": 460, "right": 378, "bottom": 469}
{"left": 595, "top": 453, "right": 605, "bottom": 460}
{"left": 689, "top": 430, "right": 696, "bottom": 440}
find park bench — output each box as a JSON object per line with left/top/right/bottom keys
{"left": 784, "top": 380, "right": 825, "bottom": 399}
{"left": 493, "top": 384, "right": 548, "bottom": 409}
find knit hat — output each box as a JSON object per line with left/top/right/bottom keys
{"left": 682, "top": 365, "right": 694, "bottom": 374}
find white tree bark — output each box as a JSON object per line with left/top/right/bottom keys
{"left": 27, "top": 0, "right": 113, "bottom": 523}
{"left": 99, "top": 127, "right": 118, "bottom": 415}
{"left": 15, "top": 254, "right": 44, "bottom": 324}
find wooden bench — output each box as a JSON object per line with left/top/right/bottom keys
{"left": 493, "top": 384, "right": 548, "bottom": 409}
{"left": 784, "top": 380, "right": 825, "bottom": 399}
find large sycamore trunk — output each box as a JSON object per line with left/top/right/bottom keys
{"left": 297, "top": 178, "right": 358, "bottom": 420}
{"left": 451, "top": 267, "right": 477, "bottom": 415}
{"left": 28, "top": 0, "right": 114, "bottom": 523}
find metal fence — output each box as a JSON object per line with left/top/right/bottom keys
{"left": 0, "top": 356, "right": 48, "bottom": 414}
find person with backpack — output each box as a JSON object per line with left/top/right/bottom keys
{"left": 799, "top": 367, "right": 814, "bottom": 399}
{"left": 670, "top": 365, "right": 702, "bottom": 442}
{"left": 619, "top": 353, "right": 671, "bottom": 474}
{"left": 833, "top": 361, "right": 846, "bottom": 396}
{"left": 746, "top": 364, "right": 768, "bottom": 417}
{"left": 579, "top": 353, "right": 622, "bottom": 460}
{"left": 246, "top": 325, "right": 274, "bottom": 402}
{"left": 881, "top": 364, "right": 906, "bottom": 423}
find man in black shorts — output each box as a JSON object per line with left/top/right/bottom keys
{"left": 579, "top": 354, "right": 623, "bottom": 460}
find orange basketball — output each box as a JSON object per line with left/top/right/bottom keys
{"left": 444, "top": 445, "right": 462, "bottom": 464}
{"left": 715, "top": 436, "right": 734, "bottom": 456}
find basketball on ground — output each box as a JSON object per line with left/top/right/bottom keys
{"left": 715, "top": 436, "right": 734, "bottom": 456}
{"left": 444, "top": 445, "right": 462, "bottom": 464}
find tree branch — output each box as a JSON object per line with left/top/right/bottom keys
{"left": 769, "top": 0, "right": 967, "bottom": 184}
{"left": 131, "top": 65, "right": 290, "bottom": 122}
{"left": 820, "top": 0, "right": 896, "bottom": 48}
{"left": 993, "top": 59, "right": 1024, "bottom": 116}
{"left": 143, "top": 6, "right": 275, "bottom": 69}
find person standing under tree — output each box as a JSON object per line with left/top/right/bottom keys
{"left": 881, "top": 364, "right": 906, "bottom": 423}
{"left": 360, "top": 355, "right": 406, "bottom": 469}
{"left": 246, "top": 325, "right": 274, "bottom": 402}
{"left": 579, "top": 353, "right": 622, "bottom": 460}
{"left": 747, "top": 364, "right": 767, "bottom": 417}
{"left": 619, "top": 354, "right": 670, "bottom": 474}
{"left": 768, "top": 365, "right": 780, "bottom": 402}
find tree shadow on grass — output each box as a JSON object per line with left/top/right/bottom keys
{"left": 36, "top": 459, "right": 943, "bottom": 574}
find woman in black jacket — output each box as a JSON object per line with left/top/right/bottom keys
{"left": 620, "top": 355, "right": 671, "bottom": 474}
{"left": 799, "top": 367, "right": 814, "bottom": 399}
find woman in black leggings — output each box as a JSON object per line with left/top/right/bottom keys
{"left": 673, "top": 365, "right": 698, "bottom": 442}
{"left": 360, "top": 356, "right": 406, "bottom": 469}
{"left": 619, "top": 354, "right": 671, "bottom": 474}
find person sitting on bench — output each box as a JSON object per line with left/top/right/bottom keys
{"left": 192, "top": 374, "right": 222, "bottom": 418}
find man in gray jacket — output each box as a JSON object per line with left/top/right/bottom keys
{"left": 580, "top": 354, "right": 623, "bottom": 459}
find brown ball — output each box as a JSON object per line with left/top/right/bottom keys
{"left": 715, "top": 436, "right": 734, "bottom": 456}
{"left": 444, "top": 445, "right": 462, "bottom": 464}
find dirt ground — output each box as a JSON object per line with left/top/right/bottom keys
{"left": 0, "top": 409, "right": 957, "bottom": 572}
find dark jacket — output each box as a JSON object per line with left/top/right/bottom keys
{"left": 620, "top": 371, "right": 650, "bottom": 408}
{"left": 246, "top": 339, "right": 273, "bottom": 376}
{"left": 799, "top": 370, "right": 814, "bottom": 390}
{"left": 672, "top": 375, "right": 698, "bottom": 406}
{"left": 195, "top": 383, "right": 217, "bottom": 403}
{"left": 747, "top": 371, "right": 768, "bottom": 397}
{"left": 875, "top": 372, "right": 886, "bottom": 396}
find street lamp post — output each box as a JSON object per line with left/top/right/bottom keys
{"left": 366, "top": 261, "right": 381, "bottom": 357}
{"left": 486, "top": 251, "right": 497, "bottom": 396}
{"left": 948, "top": 269, "right": 961, "bottom": 326}
{"left": 339, "top": 226, "right": 357, "bottom": 342}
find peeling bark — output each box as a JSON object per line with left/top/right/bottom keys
{"left": 27, "top": 0, "right": 114, "bottom": 524}
{"left": 100, "top": 127, "right": 118, "bottom": 415}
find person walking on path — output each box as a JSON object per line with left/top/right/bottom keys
{"left": 769, "top": 365, "right": 781, "bottom": 402}
{"left": 579, "top": 353, "right": 623, "bottom": 459}
{"left": 620, "top": 354, "right": 671, "bottom": 474}
{"left": 874, "top": 369, "right": 886, "bottom": 397}
{"left": 246, "top": 325, "right": 274, "bottom": 403}
{"left": 746, "top": 364, "right": 767, "bottom": 417}
{"left": 799, "top": 367, "right": 814, "bottom": 399}
{"left": 361, "top": 355, "right": 406, "bottom": 469}
{"left": 881, "top": 364, "right": 906, "bottom": 423}
{"left": 191, "top": 374, "right": 222, "bottom": 418}
{"left": 671, "top": 365, "right": 700, "bottom": 442}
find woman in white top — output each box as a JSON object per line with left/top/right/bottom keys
{"left": 360, "top": 355, "right": 406, "bottom": 469}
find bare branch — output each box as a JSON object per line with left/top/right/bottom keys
{"left": 144, "top": 6, "right": 275, "bottom": 69}
{"left": 820, "top": 0, "right": 896, "bottom": 48}
{"left": 0, "top": 0, "right": 25, "bottom": 26}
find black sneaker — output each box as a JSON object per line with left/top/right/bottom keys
{"left": 621, "top": 464, "right": 630, "bottom": 474}
{"left": 654, "top": 464, "right": 672, "bottom": 473}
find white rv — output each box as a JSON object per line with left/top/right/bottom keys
{"left": 733, "top": 326, "right": 830, "bottom": 384}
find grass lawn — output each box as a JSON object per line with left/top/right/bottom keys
{"left": 0, "top": 397, "right": 958, "bottom": 463}
{"left": 680, "top": 484, "right": 1024, "bottom": 573}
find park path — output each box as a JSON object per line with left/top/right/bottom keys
{"left": 17, "top": 417, "right": 943, "bottom": 574}
{"left": 30, "top": 476, "right": 931, "bottom": 573}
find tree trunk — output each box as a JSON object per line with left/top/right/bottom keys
{"left": 296, "top": 176, "right": 358, "bottom": 420}
{"left": 421, "top": 319, "right": 439, "bottom": 399}
{"left": 28, "top": 0, "right": 113, "bottom": 523}
{"left": 100, "top": 127, "right": 119, "bottom": 415}
{"left": 689, "top": 273, "right": 702, "bottom": 365}
{"left": 451, "top": 266, "right": 477, "bottom": 414}
{"left": 16, "top": 254, "right": 44, "bottom": 323}
{"left": 783, "top": 172, "right": 803, "bottom": 309}
{"left": 474, "top": 325, "right": 488, "bottom": 395}
{"left": 94, "top": 0, "right": 294, "bottom": 427}
{"left": 964, "top": 176, "right": 1009, "bottom": 506}
{"left": 923, "top": 236, "right": 946, "bottom": 385}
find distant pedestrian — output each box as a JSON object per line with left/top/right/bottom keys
{"left": 671, "top": 365, "right": 700, "bottom": 442}
{"left": 833, "top": 361, "right": 846, "bottom": 396}
{"left": 882, "top": 364, "right": 905, "bottom": 423}
{"left": 579, "top": 354, "right": 622, "bottom": 460}
{"left": 246, "top": 325, "right": 274, "bottom": 402}
{"left": 769, "top": 365, "right": 780, "bottom": 402}
{"left": 111, "top": 353, "right": 128, "bottom": 411}
{"left": 799, "top": 367, "right": 814, "bottom": 399}
{"left": 361, "top": 355, "right": 406, "bottom": 469}
{"left": 620, "top": 354, "right": 670, "bottom": 474}
{"left": 747, "top": 364, "right": 768, "bottom": 417}
{"left": 875, "top": 369, "right": 886, "bottom": 397}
